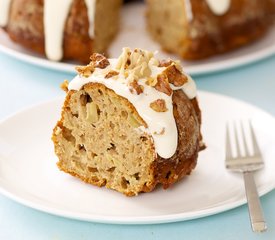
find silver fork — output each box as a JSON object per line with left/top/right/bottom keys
{"left": 225, "top": 120, "right": 267, "bottom": 233}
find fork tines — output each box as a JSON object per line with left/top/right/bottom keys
{"left": 225, "top": 120, "right": 264, "bottom": 172}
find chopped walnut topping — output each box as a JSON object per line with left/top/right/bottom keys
{"left": 174, "top": 60, "right": 183, "bottom": 72}
{"left": 90, "top": 53, "right": 106, "bottom": 62}
{"left": 158, "top": 59, "right": 173, "bottom": 67}
{"left": 150, "top": 99, "right": 168, "bottom": 112}
{"left": 105, "top": 70, "right": 119, "bottom": 79}
{"left": 116, "top": 48, "right": 153, "bottom": 79}
{"left": 163, "top": 65, "right": 188, "bottom": 87}
{"left": 60, "top": 80, "right": 69, "bottom": 92}
{"left": 125, "top": 58, "right": 131, "bottom": 68}
{"left": 155, "top": 74, "right": 173, "bottom": 96}
{"left": 75, "top": 64, "right": 95, "bottom": 77}
{"left": 76, "top": 53, "right": 109, "bottom": 77}
{"left": 124, "top": 71, "right": 129, "bottom": 78}
{"left": 129, "top": 80, "right": 144, "bottom": 95}
{"left": 90, "top": 53, "right": 110, "bottom": 69}
{"left": 145, "top": 77, "right": 158, "bottom": 87}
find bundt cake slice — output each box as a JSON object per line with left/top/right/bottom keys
{"left": 52, "top": 48, "right": 205, "bottom": 196}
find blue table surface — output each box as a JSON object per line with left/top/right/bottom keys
{"left": 0, "top": 51, "right": 275, "bottom": 240}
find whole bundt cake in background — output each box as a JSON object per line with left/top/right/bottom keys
{"left": 52, "top": 48, "right": 205, "bottom": 196}
{"left": 0, "top": 0, "right": 122, "bottom": 62}
{"left": 1, "top": 0, "right": 274, "bottom": 62}
{"left": 146, "top": 0, "right": 275, "bottom": 60}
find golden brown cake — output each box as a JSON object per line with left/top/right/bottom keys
{"left": 146, "top": 0, "right": 275, "bottom": 60}
{"left": 0, "top": 0, "right": 122, "bottom": 62}
{"left": 52, "top": 48, "right": 205, "bottom": 196}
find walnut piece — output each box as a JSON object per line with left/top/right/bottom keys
{"left": 129, "top": 80, "right": 144, "bottom": 95}
{"left": 75, "top": 64, "right": 95, "bottom": 77}
{"left": 105, "top": 70, "right": 119, "bottom": 79}
{"left": 155, "top": 74, "right": 172, "bottom": 96}
{"left": 150, "top": 99, "right": 168, "bottom": 112}
{"left": 90, "top": 53, "right": 110, "bottom": 69}
{"left": 60, "top": 80, "right": 69, "bottom": 92}
{"left": 163, "top": 65, "right": 188, "bottom": 87}
{"left": 158, "top": 59, "right": 173, "bottom": 67}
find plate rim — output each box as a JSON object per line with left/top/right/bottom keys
{"left": 0, "top": 91, "right": 275, "bottom": 225}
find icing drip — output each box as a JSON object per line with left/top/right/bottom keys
{"left": 44, "top": 0, "right": 74, "bottom": 61}
{"left": 205, "top": 0, "right": 231, "bottom": 15}
{"left": 84, "top": 0, "right": 97, "bottom": 38}
{"left": 44, "top": 0, "right": 97, "bottom": 61}
{"left": 184, "top": 0, "right": 193, "bottom": 21}
{"left": 0, "top": 0, "right": 12, "bottom": 27}
{"left": 69, "top": 48, "right": 197, "bottom": 159}
{"left": 0, "top": 0, "right": 97, "bottom": 61}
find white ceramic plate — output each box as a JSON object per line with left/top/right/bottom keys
{"left": 0, "top": 91, "right": 275, "bottom": 224}
{"left": 1, "top": 3, "right": 275, "bottom": 75}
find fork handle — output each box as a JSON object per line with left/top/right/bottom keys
{"left": 243, "top": 171, "right": 267, "bottom": 232}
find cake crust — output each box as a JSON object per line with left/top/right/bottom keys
{"left": 150, "top": 91, "right": 203, "bottom": 190}
{"left": 180, "top": 0, "right": 271, "bottom": 59}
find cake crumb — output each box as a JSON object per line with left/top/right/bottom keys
{"left": 153, "top": 127, "right": 165, "bottom": 135}
{"left": 60, "top": 80, "right": 69, "bottom": 92}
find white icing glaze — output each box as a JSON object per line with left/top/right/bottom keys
{"left": 171, "top": 75, "right": 196, "bottom": 99}
{"left": 44, "top": 0, "right": 74, "bottom": 61}
{"left": 84, "top": 0, "right": 97, "bottom": 38}
{"left": 68, "top": 49, "right": 197, "bottom": 159}
{"left": 205, "top": 0, "right": 231, "bottom": 15}
{"left": 184, "top": 0, "right": 193, "bottom": 21}
{"left": 0, "top": 0, "right": 12, "bottom": 27}
{"left": 1, "top": 0, "right": 97, "bottom": 61}
{"left": 44, "top": 0, "right": 97, "bottom": 61}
